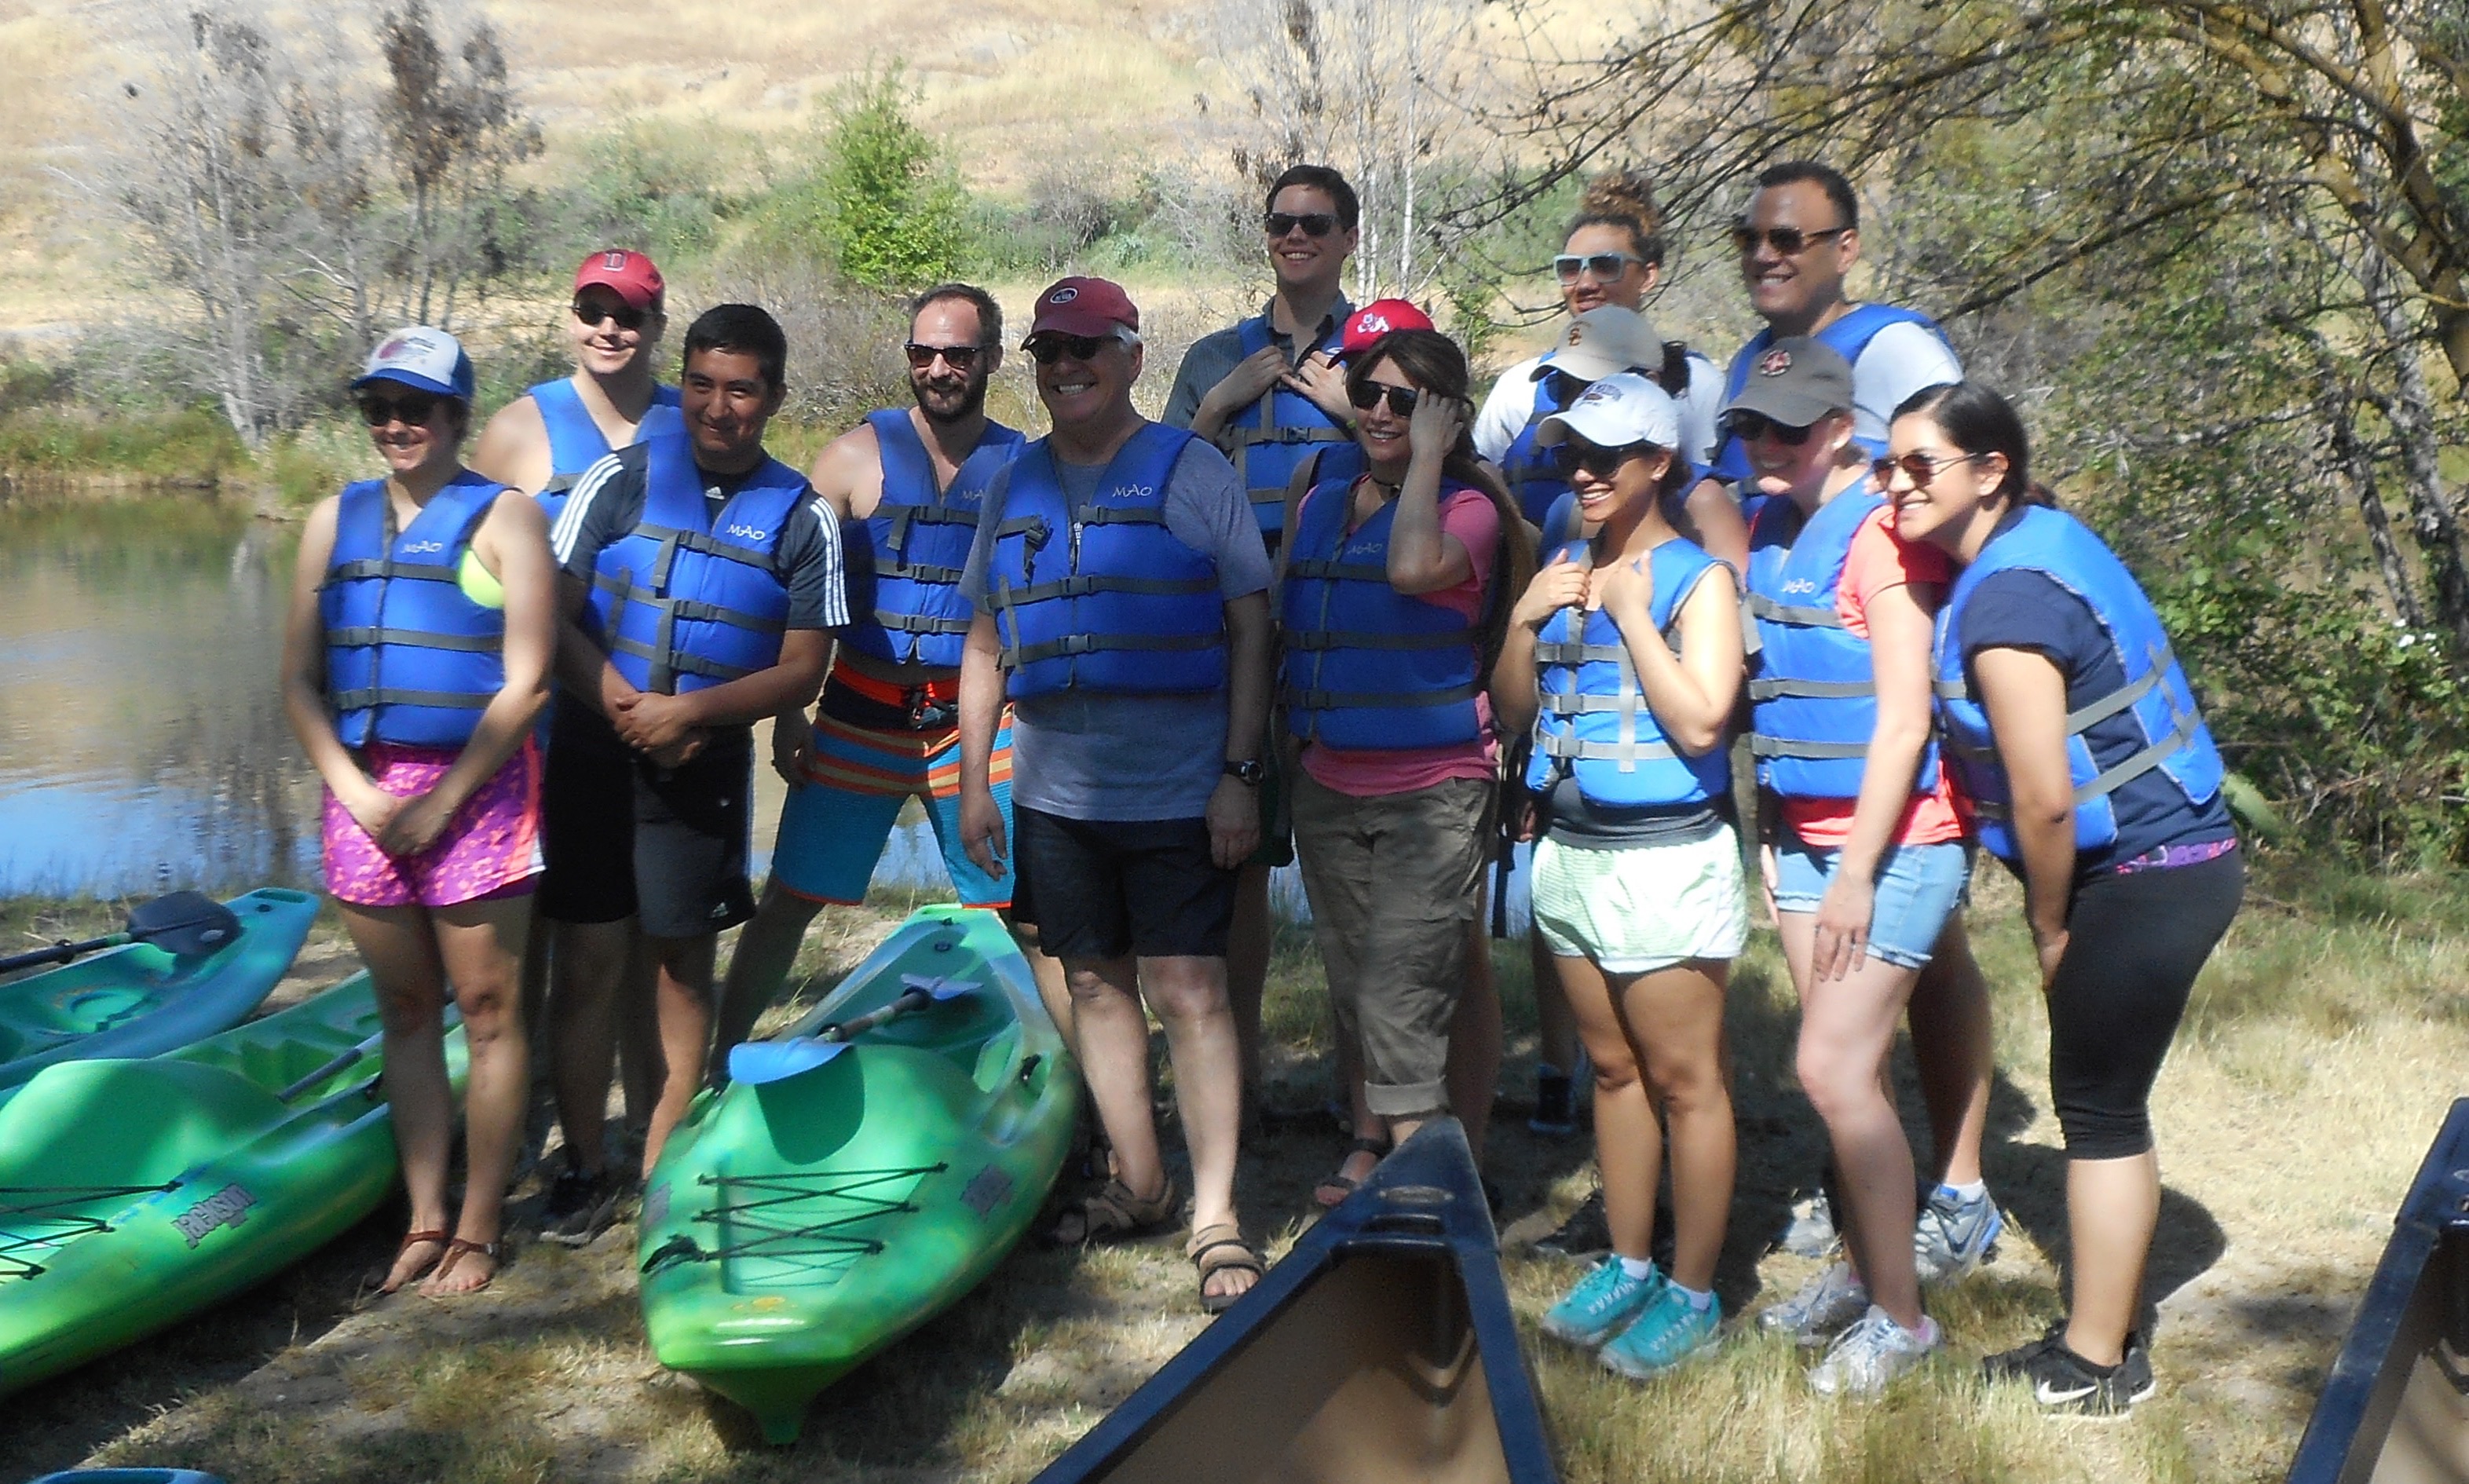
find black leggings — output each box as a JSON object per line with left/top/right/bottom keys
{"left": 2045, "top": 850, "right": 2244, "bottom": 1160}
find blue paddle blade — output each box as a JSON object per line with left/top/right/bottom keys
{"left": 901, "top": 974, "right": 979, "bottom": 1000}
{"left": 727, "top": 1036, "right": 850, "bottom": 1085}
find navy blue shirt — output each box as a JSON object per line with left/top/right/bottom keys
{"left": 1957, "top": 569, "right": 2234, "bottom": 875}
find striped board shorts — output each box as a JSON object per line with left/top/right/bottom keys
{"left": 768, "top": 707, "right": 1018, "bottom": 909}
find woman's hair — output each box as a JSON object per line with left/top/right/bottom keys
{"left": 1565, "top": 170, "right": 1664, "bottom": 269}
{"left": 1344, "top": 329, "right": 1539, "bottom": 667}
{"left": 1891, "top": 381, "right": 2051, "bottom": 506}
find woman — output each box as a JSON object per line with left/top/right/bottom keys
{"left": 279, "top": 328, "right": 554, "bottom": 1297}
{"left": 1890, "top": 382, "right": 2241, "bottom": 1416}
{"left": 1734, "top": 340, "right": 1966, "bottom": 1395}
{"left": 1491, "top": 372, "right": 1743, "bottom": 1379}
{"left": 1283, "top": 328, "right": 1532, "bottom": 1203}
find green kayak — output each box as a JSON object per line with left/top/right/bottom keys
{"left": 638, "top": 904, "right": 1079, "bottom": 1443}
{"left": 0, "top": 971, "right": 467, "bottom": 1397}
{"left": 0, "top": 887, "right": 320, "bottom": 1095}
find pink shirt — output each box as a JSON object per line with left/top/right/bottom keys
{"left": 1298, "top": 484, "right": 1504, "bottom": 798}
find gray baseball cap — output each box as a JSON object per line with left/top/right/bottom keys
{"left": 1721, "top": 337, "right": 1853, "bottom": 428}
{"left": 1534, "top": 305, "right": 1661, "bottom": 385}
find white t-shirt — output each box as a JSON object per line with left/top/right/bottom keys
{"left": 1473, "top": 349, "right": 1724, "bottom": 470}
{"left": 1843, "top": 320, "right": 1964, "bottom": 451}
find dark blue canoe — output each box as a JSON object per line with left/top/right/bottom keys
{"left": 2286, "top": 1097, "right": 2469, "bottom": 1482}
{"left": 1029, "top": 1117, "right": 1556, "bottom": 1484}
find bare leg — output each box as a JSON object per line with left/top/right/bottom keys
{"left": 712, "top": 881, "right": 823, "bottom": 1060}
{"left": 1139, "top": 952, "right": 1251, "bottom": 1304}
{"left": 1559, "top": 952, "right": 1660, "bottom": 1264}
{"left": 1010, "top": 919, "right": 1075, "bottom": 1056}
{"left": 2062, "top": 1151, "right": 2160, "bottom": 1367}
{"left": 547, "top": 917, "right": 631, "bottom": 1179}
{"left": 1906, "top": 916, "right": 1993, "bottom": 1186}
{"left": 638, "top": 933, "right": 718, "bottom": 1176}
{"left": 1447, "top": 912, "right": 1502, "bottom": 1164}
{"left": 616, "top": 934, "right": 657, "bottom": 1134}
{"left": 342, "top": 901, "right": 454, "bottom": 1293}
{"left": 1531, "top": 923, "right": 1581, "bottom": 1078}
{"left": 1620, "top": 959, "right": 1734, "bottom": 1294}
{"left": 1064, "top": 955, "right": 1168, "bottom": 1203}
{"left": 424, "top": 895, "right": 531, "bottom": 1294}
{"left": 1225, "top": 861, "right": 1272, "bottom": 1104}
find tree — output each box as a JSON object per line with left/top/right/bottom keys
{"left": 767, "top": 68, "right": 965, "bottom": 291}
{"left": 375, "top": 0, "right": 543, "bottom": 328}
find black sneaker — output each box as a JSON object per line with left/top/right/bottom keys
{"left": 1984, "top": 1321, "right": 2156, "bottom": 1416}
{"left": 1532, "top": 1189, "right": 1611, "bottom": 1259}
{"left": 1528, "top": 1071, "right": 1578, "bottom": 1137}
{"left": 540, "top": 1167, "right": 623, "bottom": 1247}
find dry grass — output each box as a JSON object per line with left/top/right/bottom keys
{"left": 2, "top": 855, "right": 2464, "bottom": 1480}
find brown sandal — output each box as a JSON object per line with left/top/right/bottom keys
{"left": 422, "top": 1237, "right": 501, "bottom": 1296}
{"left": 1313, "top": 1137, "right": 1390, "bottom": 1208}
{"left": 1046, "top": 1175, "right": 1180, "bottom": 1247}
{"left": 1187, "top": 1222, "right": 1264, "bottom": 1314}
{"left": 375, "top": 1229, "right": 448, "bottom": 1295}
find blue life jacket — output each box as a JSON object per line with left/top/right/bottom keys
{"left": 1500, "top": 360, "right": 1581, "bottom": 528}
{"left": 843, "top": 411, "right": 1023, "bottom": 669}
{"left": 1933, "top": 506, "right": 2224, "bottom": 862}
{"left": 585, "top": 433, "right": 810, "bottom": 696}
{"left": 321, "top": 473, "right": 508, "bottom": 747}
{"left": 1226, "top": 314, "right": 1351, "bottom": 535}
{"left": 1525, "top": 538, "right": 1732, "bottom": 806}
{"left": 1281, "top": 477, "right": 1486, "bottom": 749}
{"left": 1744, "top": 489, "right": 1940, "bottom": 799}
{"left": 986, "top": 424, "right": 1225, "bottom": 697}
{"left": 529, "top": 378, "right": 683, "bottom": 521}
{"left": 1708, "top": 305, "right": 1948, "bottom": 482}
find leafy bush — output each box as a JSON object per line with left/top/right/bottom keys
{"left": 760, "top": 68, "right": 964, "bottom": 290}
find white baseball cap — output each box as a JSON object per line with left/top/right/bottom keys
{"left": 1536, "top": 371, "right": 1681, "bottom": 451}
{"left": 352, "top": 326, "right": 475, "bottom": 400}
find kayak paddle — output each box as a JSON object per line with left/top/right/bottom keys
{"left": 727, "top": 974, "right": 979, "bottom": 1086}
{"left": 0, "top": 891, "right": 244, "bottom": 975}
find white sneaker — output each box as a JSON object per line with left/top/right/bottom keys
{"left": 1759, "top": 1261, "right": 1870, "bottom": 1347}
{"left": 1809, "top": 1304, "right": 1940, "bottom": 1397}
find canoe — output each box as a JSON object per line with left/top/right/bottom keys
{"left": 1029, "top": 1117, "right": 1557, "bottom": 1484}
{"left": 2287, "top": 1096, "right": 2469, "bottom": 1483}
{"left": 0, "top": 971, "right": 466, "bottom": 1397}
{"left": 0, "top": 887, "right": 320, "bottom": 1095}
{"left": 638, "top": 903, "right": 1077, "bottom": 1444}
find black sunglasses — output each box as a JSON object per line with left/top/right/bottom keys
{"left": 1553, "top": 250, "right": 1648, "bottom": 283}
{"left": 1264, "top": 211, "right": 1340, "bottom": 238}
{"left": 358, "top": 390, "right": 443, "bottom": 427}
{"left": 1872, "top": 451, "right": 1989, "bottom": 487}
{"left": 1729, "top": 222, "right": 1851, "bottom": 256}
{"left": 1024, "top": 332, "right": 1115, "bottom": 366}
{"left": 1552, "top": 441, "right": 1652, "bottom": 480}
{"left": 572, "top": 299, "right": 650, "bottom": 331}
{"left": 1346, "top": 381, "right": 1421, "bottom": 417}
{"left": 1723, "top": 410, "right": 1817, "bottom": 446}
{"left": 904, "top": 342, "right": 986, "bottom": 371}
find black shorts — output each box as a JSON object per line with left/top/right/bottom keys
{"left": 1011, "top": 806, "right": 1238, "bottom": 961}
{"left": 536, "top": 698, "right": 756, "bottom": 940}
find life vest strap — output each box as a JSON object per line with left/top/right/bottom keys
{"left": 875, "top": 610, "right": 975, "bottom": 636}
{"left": 1285, "top": 557, "right": 1390, "bottom": 583}
{"left": 326, "top": 685, "right": 493, "bottom": 711}
{"left": 609, "top": 634, "right": 757, "bottom": 685}
{"left": 1231, "top": 425, "right": 1349, "bottom": 448}
{"left": 1071, "top": 506, "right": 1172, "bottom": 529}
{"left": 1746, "top": 592, "right": 1846, "bottom": 627}
{"left": 328, "top": 557, "right": 459, "bottom": 584}
{"left": 874, "top": 557, "right": 968, "bottom": 584}
{"left": 992, "top": 572, "right": 1217, "bottom": 606}
{"left": 1538, "top": 731, "right": 1684, "bottom": 764}
{"left": 1285, "top": 682, "right": 1481, "bottom": 711}
{"left": 1542, "top": 692, "right": 1651, "bottom": 718}
{"left": 1747, "top": 676, "right": 1876, "bottom": 700}
{"left": 1285, "top": 626, "right": 1469, "bottom": 653}
{"left": 2062, "top": 648, "right": 2171, "bottom": 736}
{"left": 1534, "top": 639, "right": 1630, "bottom": 666}
{"left": 1968, "top": 703, "right": 2205, "bottom": 821}
{"left": 1000, "top": 630, "right": 1223, "bottom": 669}
{"left": 324, "top": 626, "right": 502, "bottom": 654}
{"left": 1747, "top": 734, "right": 1872, "bottom": 760}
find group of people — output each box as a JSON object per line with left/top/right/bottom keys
{"left": 277, "top": 156, "right": 2243, "bottom": 1416}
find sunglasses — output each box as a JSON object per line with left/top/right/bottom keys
{"left": 1553, "top": 250, "right": 1648, "bottom": 283}
{"left": 1552, "top": 441, "right": 1652, "bottom": 480}
{"left": 1722, "top": 410, "right": 1817, "bottom": 446}
{"left": 904, "top": 342, "right": 986, "bottom": 371}
{"left": 572, "top": 299, "right": 650, "bottom": 331}
{"left": 1346, "top": 380, "right": 1422, "bottom": 418}
{"left": 1872, "top": 451, "right": 1989, "bottom": 486}
{"left": 358, "top": 391, "right": 442, "bottom": 427}
{"left": 1024, "top": 332, "right": 1116, "bottom": 366}
{"left": 1730, "top": 223, "right": 1851, "bottom": 256}
{"left": 1264, "top": 211, "right": 1340, "bottom": 238}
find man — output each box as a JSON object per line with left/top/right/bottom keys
{"left": 469, "top": 247, "right": 680, "bottom": 1241}
{"left": 546, "top": 304, "right": 844, "bottom": 1209}
{"left": 712, "top": 283, "right": 1066, "bottom": 1055}
{"left": 1163, "top": 163, "right": 1360, "bottom": 1112}
{"left": 959, "top": 276, "right": 1274, "bottom": 1312}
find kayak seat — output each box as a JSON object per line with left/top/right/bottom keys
{"left": 0, "top": 1057, "right": 288, "bottom": 1190}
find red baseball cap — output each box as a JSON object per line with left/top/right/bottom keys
{"left": 1337, "top": 298, "right": 1436, "bottom": 359}
{"left": 1028, "top": 276, "right": 1139, "bottom": 339}
{"left": 573, "top": 249, "right": 665, "bottom": 310}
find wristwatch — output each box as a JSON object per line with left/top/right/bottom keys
{"left": 1223, "top": 758, "right": 1266, "bottom": 786}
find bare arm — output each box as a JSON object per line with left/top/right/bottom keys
{"left": 957, "top": 610, "right": 1008, "bottom": 875}
{"left": 1191, "top": 346, "right": 1289, "bottom": 446}
{"left": 1205, "top": 590, "right": 1274, "bottom": 868}
{"left": 412, "top": 492, "right": 555, "bottom": 802}
{"left": 1490, "top": 554, "right": 1589, "bottom": 739}
{"left": 1972, "top": 645, "right": 2081, "bottom": 981}
{"left": 616, "top": 628, "right": 832, "bottom": 748}
{"left": 1598, "top": 560, "right": 1743, "bottom": 755}
{"left": 1808, "top": 578, "right": 1940, "bottom": 980}
{"left": 1681, "top": 475, "right": 1750, "bottom": 575}
{"left": 468, "top": 397, "right": 551, "bottom": 497}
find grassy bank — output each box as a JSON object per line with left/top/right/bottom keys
{"left": 2, "top": 857, "right": 2460, "bottom": 1481}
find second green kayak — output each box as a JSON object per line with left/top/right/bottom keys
{"left": 638, "top": 905, "right": 1079, "bottom": 1443}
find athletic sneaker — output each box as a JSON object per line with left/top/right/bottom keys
{"left": 1542, "top": 1256, "right": 1662, "bottom": 1348}
{"left": 1532, "top": 1190, "right": 1611, "bottom": 1260}
{"left": 1775, "top": 1187, "right": 1842, "bottom": 1258}
{"left": 1599, "top": 1285, "right": 1722, "bottom": 1379}
{"left": 540, "top": 1167, "right": 623, "bottom": 1247}
{"left": 1759, "top": 1261, "right": 1871, "bottom": 1347}
{"left": 1808, "top": 1304, "right": 1940, "bottom": 1397}
{"left": 1528, "top": 1069, "right": 1578, "bottom": 1137}
{"left": 1913, "top": 1184, "right": 2004, "bottom": 1284}
{"left": 1983, "top": 1321, "right": 2156, "bottom": 1416}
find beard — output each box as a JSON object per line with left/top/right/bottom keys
{"left": 913, "top": 375, "right": 989, "bottom": 425}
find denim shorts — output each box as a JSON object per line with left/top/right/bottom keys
{"left": 1771, "top": 835, "right": 1969, "bottom": 970}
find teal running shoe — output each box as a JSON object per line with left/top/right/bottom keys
{"left": 1541, "top": 1256, "right": 1660, "bottom": 1348}
{"left": 1599, "top": 1284, "right": 1721, "bottom": 1378}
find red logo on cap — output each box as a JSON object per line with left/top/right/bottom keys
{"left": 602, "top": 250, "right": 628, "bottom": 271}
{"left": 377, "top": 334, "right": 413, "bottom": 360}
{"left": 1758, "top": 349, "right": 1793, "bottom": 376}
{"left": 1566, "top": 323, "right": 1586, "bottom": 346}
{"left": 1049, "top": 287, "right": 1079, "bottom": 303}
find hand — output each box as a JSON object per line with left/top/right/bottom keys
{"left": 1510, "top": 794, "right": 1539, "bottom": 844}
{"left": 2033, "top": 926, "right": 2070, "bottom": 989}
{"left": 378, "top": 788, "right": 458, "bottom": 856}
{"left": 1593, "top": 558, "right": 1655, "bottom": 629}
{"left": 1283, "top": 351, "right": 1353, "bottom": 424}
{"left": 1811, "top": 872, "right": 1875, "bottom": 982}
{"left": 646, "top": 732, "right": 707, "bottom": 769}
{"left": 342, "top": 778, "right": 405, "bottom": 840}
{"left": 1404, "top": 389, "right": 1466, "bottom": 465}
{"left": 1758, "top": 843, "right": 1780, "bottom": 918}
{"left": 960, "top": 784, "right": 1008, "bottom": 879}
{"left": 771, "top": 708, "right": 814, "bottom": 785}
{"left": 1205, "top": 775, "right": 1261, "bottom": 869}
{"left": 613, "top": 690, "right": 698, "bottom": 752}
{"left": 1511, "top": 554, "right": 1590, "bottom": 631}
{"left": 1207, "top": 345, "right": 1292, "bottom": 416}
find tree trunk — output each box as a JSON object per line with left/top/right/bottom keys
{"left": 2325, "top": 389, "right": 2425, "bottom": 628}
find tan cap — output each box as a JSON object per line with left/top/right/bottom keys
{"left": 1534, "top": 305, "right": 1660, "bottom": 384}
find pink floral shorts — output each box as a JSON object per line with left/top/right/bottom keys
{"left": 321, "top": 740, "right": 544, "bottom": 908}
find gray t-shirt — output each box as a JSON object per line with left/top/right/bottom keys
{"left": 961, "top": 431, "right": 1273, "bottom": 821}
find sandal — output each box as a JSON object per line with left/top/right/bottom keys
{"left": 1313, "top": 1138, "right": 1390, "bottom": 1208}
{"left": 375, "top": 1229, "right": 448, "bottom": 1296}
{"left": 1046, "top": 1175, "right": 1180, "bottom": 1247}
{"left": 422, "top": 1237, "right": 501, "bottom": 1296}
{"left": 1188, "top": 1222, "right": 1264, "bottom": 1314}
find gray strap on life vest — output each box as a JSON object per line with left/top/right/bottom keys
{"left": 1745, "top": 591, "right": 1846, "bottom": 627}
{"left": 1284, "top": 627, "right": 1469, "bottom": 653}
{"left": 1283, "top": 681, "right": 1482, "bottom": 711}
{"left": 1747, "top": 676, "right": 1875, "bottom": 700}
{"left": 325, "top": 685, "right": 492, "bottom": 711}
{"left": 329, "top": 557, "right": 459, "bottom": 584}
{"left": 1000, "top": 630, "right": 1224, "bottom": 669}
{"left": 1283, "top": 558, "right": 1391, "bottom": 583}
{"left": 1968, "top": 702, "right": 2205, "bottom": 823}
{"left": 1747, "top": 734, "right": 1872, "bottom": 759}
{"left": 876, "top": 611, "right": 975, "bottom": 636}
{"left": 994, "top": 572, "right": 1219, "bottom": 605}
{"left": 608, "top": 633, "right": 757, "bottom": 686}
{"left": 323, "top": 626, "right": 501, "bottom": 653}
